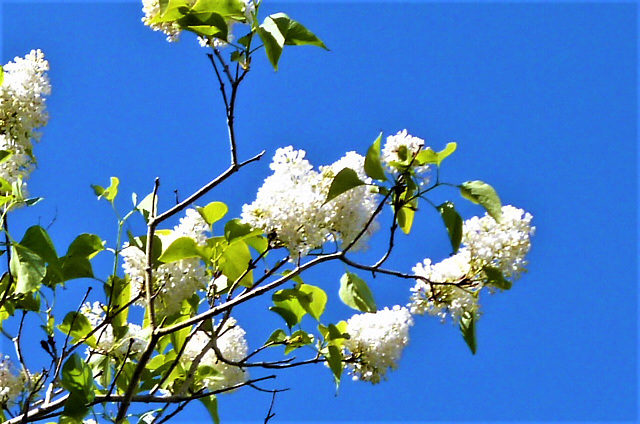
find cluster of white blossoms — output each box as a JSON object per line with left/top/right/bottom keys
{"left": 0, "top": 356, "right": 23, "bottom": 406}
{"left": 181, "top": 318, "right": 249, "bottom": 392}
{"left": 141, "top": 0, "right": 255, "bottom": 44}
{"left": 342, "top": 306, "right": 413, "bottom": 384}
{"left": 462, "top": 205, "right": 534, "bottom": 279}
{"left": 410, "top": 205, "right": 534, "bottom": 321}
{"left": 242, "top": 147, "right": 379, "bottom": 259}
{"left": 381, "top": 129, "right": 430, "bottom": 176}
{"left": 121, "top": 208, "right": 210, "bottom": 316}
{"left": 80, "top": 302, "right": 148, "bottom": 358}
{"left": 0, "top": 49, "right": 50, "bottom": 195}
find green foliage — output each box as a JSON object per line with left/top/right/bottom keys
{"left": 58, "top": 312, "right": 98, "bottom": 347}
{"left": 364, "top": 133, "right": 387, "bottom": 182}
{"left": 483, "top": 265, "right": 512, "bottom": 290}
{"left": 415, "top": 142, "right": 457, "bottom": 166}
{"left": 326, "top": 168, "right": 366, "bottom": 203}
{"left": 270, "top": 283, "right": 327, "bottom": 328}
{"left": 338, "top": 272, "right": 376, "bottom": 313}
{"left": 10, "top": 244, "right": 45, "bottom": 294}
{"left": 91, "top": 176, "right": 119, "bottom": 203}
{"left": 258, "top": 13, "right": 327, "bottom": 70}
{"left": 324, "top": 345, "right": 343, "bottom": 387}
{"left": 460, "top": 180, "right": 503, "bottom": 223}
{"left": 0, "top": 64, "right": 3, "bottom": 86}
{"left": 197, "top": 201, "right": 228, "bottom": 226}
{"left": 459, "top": 310, "right": 477, "bottom": 355}
{"left": 437, "top": 202, "right": 463, "bottom": 253}
{"left": 200, "top": 396, "right": 220, "bottom": 424}
{"left": 318, "top": 321, "right": 349, "bottom": 349}
{"left": 135, "top": 191, "right": 158, "bottom": 223}
{"left": 159, "top": 236, "right": 202, "bottom": 263}
{"left": 60, "top": 353, "right": 96, "bottom": 420}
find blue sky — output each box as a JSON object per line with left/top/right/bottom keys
{"left": 1, "top": 1, "right": 637, "bottom": 423}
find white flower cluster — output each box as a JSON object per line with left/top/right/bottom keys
{"left": 141, "top": 0, "right": 255, "bottom": 44}
{"left": 410, "top": 205, "right": 534, "bottom": 321}
{"left": 0, "top": 50, "right": 50, "bottom": 195}
{"left": 80, "top": 302, "right": 148, "bottom": 358}
{"left": 0, "top": 356, "right": 23, "bottom": 405}
{"left": 242, "top": 147, "right": 379, "bottom": 259}
{"left": 343, "top": 306, "right": 413, "bottom": 384}
{"left": 462, "top": 205, "right": 534, "bottom": 279}
{"left": 121, "top": 208, "right": 210, "bottom": 316}
{"left": 182, "top": 318, "right": 248, "bottom": 392}
{"left": 381, "top": 129, "right": 430, "bottom": 176}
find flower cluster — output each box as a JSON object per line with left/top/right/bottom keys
{"left": 242, "top": 147, "right": 380, "bottom": 259}
{"left": 410, "top": 205, "right": 534, "bottom": 322}
{"left": 181, "top": 318, "right": 249, "bottom": 392}
{"left": 381, "top": 129, "right": 430, "bottom": 176}
{"left": 141, "top": 0, "right": 255, "bottom": 44}
{"left": 80, "top": 302, "right": 148, "bottom": 358}
{"left": 0, "top": 356, "right": 24, "bottom": 406}
{"left": 343, "top": 306, "right": 413, "bottom": 384}
{"left": 121, "top": 208, "right": 210, "bottom": 316}
{"left": 0, "top": 49, "right": 50, "bottom": 196}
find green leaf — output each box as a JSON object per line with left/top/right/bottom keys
{"left": 61, "top": 353, "right": 95, "bottom": 397}
{"left": 0, "top": 65, "right": 4, "bottom": 87}
{"left": 20, "top": 226, "right": 58, "bottom": 266}
{"left": 460, "top": 180, "right": 503, "bottom": 223}
{"left": 0, "top": 150, "right": 12, "bottom": 163}
{"left": 326, "top": 168, "right": 366, "bottom": 203}
{"left": 10, "top": 244, "right": 45, "bottom": 294}
{"left": 319, "top": 322, "right": 350, "bottom": 348}
{"left": 178, "top": 12, "right": 228, "bottom": 38}
{"left": 437, "top": 202, "right": 463, "bottom": 253}
{"left": 264, "top": 13, "right": 327, "bottom": 49}
{"left": 61, "top": 392, "right": 89, "bottom": 421}
{"left": 338, "top": 272, "right": 376, "bottom": 313}
{"left": 191, "top": 0, "right": 245, "bottom": 19}
{"left": 299, "top": 284, "right": 327, "bottom": 321}
{"left": 159, "top": 236, "right": 201, "bottom": 263}
{"left": 415, "top": 142, "right": 457, "bottom": 166}
{"left": 60, "top": 256, "right": 94, "bottom": 281}
{"left": 104, "top": 276, "right": 131, "bottom": 328}
{"left": 66, "top": 234, "right": 104, "bottom": 259}
{"left": 136, "top": 192, "right": 158, "bottom": 223}
{"left": 397, "top": 205, "right": 415, "bottom": 235}
{"left": 219, "top": 239, "right": 253, "bottom": 286}
{"left": 258, "top": 18, "right": 285, "bottom": 71}
{"left": 200, "top": 396, "right": 220, "bottom": 424}
{"left": 197, "top": 201, "right": 228, "bottom": 226}
{"left": 459, "top": 310, "right": 477, "bottom": 355}
{"left": 269, "top": 306, "right": 299, "bottom": 329}
{"left": 364, "top": 132, "right": 387, "bottom": 181}
{"left": 58, "top": 312, "right": 97, "bottom": 347}
{"left": 325, "top": 345, "right": 343, "bottom": 387}
{"left": 284, "top": 329, "right": 314, "bottom": 355}
{"left": 15, "top": 292, "right": 40, "bottom": 312}
{"left": 265, "top": 329, "right": 287, "bottom": 344}
{"left": 224, "top": 219, "right": 253, "bottom": 242}
{"left": 91, "top": 176, "right": 119, "bottom": 203}
{"left": 272, "top": 289, "right": 308, "bottom": 328}
{"left": 483, "top": 265, "right": 512, "bottom": 290}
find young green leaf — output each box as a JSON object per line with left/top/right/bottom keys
{"left": 136, "top": 191, "right": 158, "bottom": 223}
{"left": 91, "top": 176, "right": 119, "bottom": 203}
{"left": 326, "top": 168, "right": 366, "bottom": 203}
{"left": 460, "top": 180, "right": 503, "bottom": 223}
{"left": 325, "top": 345, "right": 343, "bottom": 388}
{"left": 459, "top": 310, "right": 477, "bottom": 355}
{"left": 200, "top": 396, "right": 220, "bottom": 424}
{"left": 258, "top": 16, "right": 285, "bottom": 70}
{"left": 0, "top": 65, "right": 4, "bottom": 87}
{"left": 272, "top": 288, "right": 308, "bottom": 327}
{"left": 299, "top": 284, "right": 328, "bottom": 321}
{"left": 483, "top": 265, "right": 512, "bottom": 290}
{"left": 20, "top": 226, "right": 59, "bottom": 267}
{"left": 219, "top": 239, "right": 253, "bottom": 286}
{"left": 10, "top": 244, "right": 46, "bottom": 294}
{"left": 58, "top": 312, "right": 98, "bottom": 347}
{"left": 197, "top": 201, "right": 228, "bottom": 226}
{"left": 437, "top": 202, "right": 463, "bottom": 253}
{"left": 66, "top": 234, "right": 104, "bottom": 259}
{"left": 364, "top": 132, "right": 387, "bottom": 181}
{"left": 339, "top": 272, "right": 376, "bottom": 313}
{"left": 415, "top": 142, "right": 457, "bottom": 166}
{"left": 158, "top": 236, "right": 201, "bottom": 263}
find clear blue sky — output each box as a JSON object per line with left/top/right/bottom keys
{"left": 1, "top": 1, "right": 637, "bottom": 423}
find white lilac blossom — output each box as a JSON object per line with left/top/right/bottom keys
{"left": 181, "top": 318, "right": 248, "bottom": 392}
{"left": 0, "top": 50, "right": 50, "bottom": 195}
{"left": 410, "top": 250, "right": 478, "bottom": 321}
{"left": 410, "top": 205, "right": 534, "bottom": 322}
{"left": 0, "top": 356, "right": 24, "bottom": 406}
{"left": 80, "top": 302, "right": 148, "bottom": 358}
{"left": 241, "top": 147, "right": 380, "bottom": 259}
{"left": 121, "top": 208, "right": 210, "bottom": 316}
{"left": 343, "top": 306, "right": 413, "bottom": 384}
{"left": 142, "top": 0, "right": 255, "bottom": 44}
{"left": 381, "top": 129, "right": 430, "bottom": 177}
{"left": 462, "top": 205, "right": 535, "bottom": 279}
